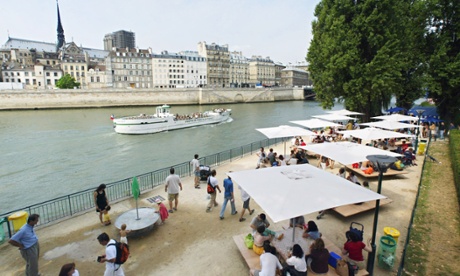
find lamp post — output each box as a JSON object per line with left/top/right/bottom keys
{"left": 366, "top": 155, "right": 397, "bottom": 275}
{"left": 414, "top": 109, "right": 425, "bottom": 152}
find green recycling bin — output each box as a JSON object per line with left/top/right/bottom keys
{"left": 0, "top": 217, "right": 7, "bottom": 245}
{"left": 377, "top": 236, "right": 397, "bottom": 270}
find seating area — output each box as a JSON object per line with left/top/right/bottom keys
{"left": 333, "top": 198, "right": 393, "bottom": 217}
{"left": 346, "top": 165, "right": 408, "bottom": 178}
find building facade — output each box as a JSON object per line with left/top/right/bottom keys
{"left": 197, "top": 42, "right": 230, "bottom": 88}
{"left": 105, "top": 47, "right": 152, "bottom": 88}
{"left": 248, "top": 56, "right": 275, "bottom": 87}
{"left": 104, "top": 30, "right": 136, "bottom": 51}
{"left": 229, "top": 51, "right": 249, "bottom": 88}
{"left": 280, "top": 67, "right": 309, "bottom": 87}
{"left": 274, "top": 62, "right": 286, "bottom": 87}
{"left": 86, "top": 65, "right": 107, "bottom": 89}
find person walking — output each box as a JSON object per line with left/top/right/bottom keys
{"left": 9, "top": 213, "right": 40, "bottom": 276}
{"left": 97, "top": 232, "right": 124, "bottom": 276}
{"left": 206, "top": 169, "right": 221, "bottom": 212}
{"left": 165, "top": 167, "right": 183, "bottom": 213}
{"left": 238, "top": 185, "right": 254, "bottom": 222}
{"left": 94, "top": 184, "right": 109, "bottom": 225}
{"left": 439, "top": 122, "right": 445, "bottom": 140}
{"left": 219, "top": 173, "right": 238, "bottom": 220}
{"left": 190, "top": 154, "right": 201, "bottom": 189}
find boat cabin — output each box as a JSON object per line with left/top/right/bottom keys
{"left": 156, "top": 104, "right": 171, "bottom": 118}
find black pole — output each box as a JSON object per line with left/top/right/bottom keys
{"left": 367, "top": 163, "right": 383, "bottom": 275}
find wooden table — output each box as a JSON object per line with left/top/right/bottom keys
{"left": 333, "top": 198, "right": 393, "bottom": 217}
{"left": 346, "top": 165, "right": 408, "bottom": 178}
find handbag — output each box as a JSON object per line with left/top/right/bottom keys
{"left": 244, "top": 233, "right": 254, "bottom": 249}
{"left": 335, "top": 259, "right": 349, "bottom": 276}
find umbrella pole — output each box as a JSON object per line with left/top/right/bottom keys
{"left": 136, "top": 198, "right": 140, "bottom": 220}
{"left": 292, "top": 225, "right": 295, "bottom": 243}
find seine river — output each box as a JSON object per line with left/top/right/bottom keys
{"left": 0, "top": 101, "right": 342, "bottom": 212}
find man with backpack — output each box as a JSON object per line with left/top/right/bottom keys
{"left": 97, "top": 232, "right": 125, "bottom": 276}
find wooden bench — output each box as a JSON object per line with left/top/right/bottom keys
{"left": 233, "top": 234, "right": 261, "bottom": 271}
{"left": 333, "top": 198, "right": 393, "bottom": 217}
{"left": 346, "top": 165, "right": 408, "bottom": 178}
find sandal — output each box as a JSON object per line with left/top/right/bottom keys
{"left": 168, "top": 209, "right": 174, "bottom": 213}
{"left": 249, "top": 209, "right": 255, "bottom": 215}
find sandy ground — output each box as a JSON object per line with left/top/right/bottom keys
{"left": 0, "top": 144, "right": 423, "bottom": 276}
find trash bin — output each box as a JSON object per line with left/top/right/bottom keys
{"left": 0, "top": 217, "right": 7, "bottom": 245}
{"left": 377, "top": 236, "right": 397, "bottom": 270}
{"left": 8, "top": 211, "right": 28, "bottom": 232}
{"left": 417, "top": 142, "right": 426, "bottom": 155}
{"left": 384, "top": 227, "right": 400, "bottom": 243}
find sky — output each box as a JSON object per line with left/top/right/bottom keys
{"left": 0, "top": 0, "right": 321, "bottom": 64}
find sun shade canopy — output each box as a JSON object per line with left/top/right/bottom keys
{"left": 360, "top": 121, "right": 418, "bottom": 130}
{"left": 325, "top": 109, "right": 363, "bottom": 116}
{"left": 255, "top": 125, "right": 315, "bottom": 139}
{"left": 290, "top": 118, "right": 342, "bottom": 129}
{"left": 312, "top": 114, "right": 356, "bottom": 121}
{"left": 338, "top": 127, "right": 414, "bottom": 140}
{"left": 371, "top": 114, "right": 419, "bottom": 122}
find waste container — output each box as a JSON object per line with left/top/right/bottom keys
{"left": 417, "top": 142, "right": 426, "bottom": 155}
{"left": 8, "top": 211, "right": 28, "bottom": 232}
{"left": 0, "top": 217, "right": 7, "bottom": 245}
{"left": 384, "top": 227, "right": 400, "bottom": 243}
{"left": 377, "top": 236, "right": 397, "bottom": 270}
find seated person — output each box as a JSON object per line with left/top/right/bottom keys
{"left": 318, "top": 155, "right": 328, "bottom": 170}
{"left": 300, "top": 139, "right": 306, "bottom": 146}
{"left": 305, "top": 238, "right": 329, "bottom": 274}
{"left": 289, "top": 216, "right": 305, "bottom": 229}
{"left": 295, "top": 149, "right": 309, "bottom": 164}
{"left": 388, "top": 138, "right": 396, "bottom": 147}
{"left": 337, "top": 167, "right": 346, "bottom": 179}
{"left": 278, "top": 155, "right": 287, "bottom": 166}
{"left": 250, "top": 243, "right": 283, "bottom": 276}
{"left": 342, "top": 231, "right": 372, "bottom": 269}
{"left": 253, "top": 225, "right": 273, "bottom": 255}
{"left": 404, "top": 148, "right": 417, "bottom": 165}
{"left": 302, "top": 221, "right": 321, "bottom": 240}
{"left": 347, "top": 171, "right": 360, "bottom": 185}
{"left": 250, "top": 213, "right": 284, "bottom": 240}
{"left": 283, "top": 244, "right": 307, "bottom": 276}
{"left": 401, "top": 140, "right": 409, "bottom": 152}
{"left": 269, "top": 152, "right": 277, "bottom": 166}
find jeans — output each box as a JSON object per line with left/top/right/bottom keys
{"left": 219, "top": 196, "right": 236, "bottom": 217}
{"left": 440, "top": 130, "right": 444, "bottom": 139}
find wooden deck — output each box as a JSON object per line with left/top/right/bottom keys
{"left": 232, "top": 234, "right": 261, "bottom": 271}
{"left": 346, "top": 165, "right": 408, "bottom": 178}
{"left": 333, "top": 198, "right": 393, "bottom": 217}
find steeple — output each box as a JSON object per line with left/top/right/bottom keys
{"left": 56, "top": 0, "right": 65, "bottom": 52}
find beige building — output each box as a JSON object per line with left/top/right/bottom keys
{"left": 229, "top": 51, "right": 249, "bottom": 88}
{"left": 248, "top": 56, "right": 275, "bottom": 87}
{"left": 59, "top": 42, "right": 89, "bottom": 87}
{"left": 280, "top": 67, "right": 309, "bottom": 87}
{"left": 1, "top": 63, "right": 63, "bottom": 89}
{"left": 274, "top": 62, "right": 286, "bottom": 87}
{"left": 197, "top": 42, "right": 230, "bottom": 88}
{"left": 86, "top": 65, "right": 107, "bottom": 89}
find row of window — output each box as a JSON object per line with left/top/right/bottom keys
{"left": 4, "top": 78, "right": 58, "bottom": 85}
{"left": 64, "top": 65, "right": 86, "bottom": 71}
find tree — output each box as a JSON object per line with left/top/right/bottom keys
{"left": 307, "top": 0, "right": 425, "bottom": 121}
{"left": 55, "top": 74, "right": 80, "bottom": 89}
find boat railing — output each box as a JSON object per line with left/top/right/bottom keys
{"left": 0, "top": 138, "right": 283, "bottom": 237}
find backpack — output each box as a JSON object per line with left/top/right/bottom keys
{"left": 207, "top": 177, "right": 215, "bottom": 194}
{"left": 108, "top": 241, "right": 129, "bottom": 265}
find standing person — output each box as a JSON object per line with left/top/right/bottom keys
{"left": 97, "top": 232, "right": 125, "bottom": 276}
{"left": 165, "top": 167, "right": 183, "bottom": 213}
{"left": 119, "top": 224, "right": 131, "bottom": 244}
{"left": 8, "top": 214, "right": 40, "bottom": 276}
{"left": 256, "top": 147, "right": 266, "bottom": 169}
{"left": 219, "top": 174, "right": 238, "bottom": 220}
{"left": 94, "top": 184, "right": 109, "bottom": 225}
{"left": 238, "top": 185, "right": 255, "bottom": 222}
{"left": 439, "top": 122, "right": 445, "bottom": 140}
{"left": 102, "top": 206, "right": 111, "bottom": 226}
{"left": 206, "top": 169, "right": 221, "bottom": 212}
{"left": 342, "top": 231, "right": 372, "bottom": 269}
{"left": 190, "top": 154, "right": 201, "bottom": 189}
{"left": 154, "top": 198, "right": 169, "bottom": 224}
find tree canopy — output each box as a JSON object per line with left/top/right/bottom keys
{"left": 55, "top": 74, "right": 80, "bottom": 89}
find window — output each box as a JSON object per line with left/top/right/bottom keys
{"left": 17, "top": 72, "right": 20, "bottom": 76}
{"left": 76, "top": 72, "right": 80, "bottom": 77}
{"left": 26, "top": 79, "right": 30, "bottom": 84}
{"left": 54, "top": 79, "right": 58, "bottom": 85}
{"left": 91, "top": 77, "right": 94, "bottom": 82}
{"left": 54, "top": 72, "right": 58, "bottom": 77}
{"left": 25, "top": 72, "right": 29, "bottom": 76}
{"left": 65, "top": 66, "right": 68, "bottom": 70}
{"left": 33, "top": 79, "right": 37, "bottom": 85}
{"left": 70, "top": 66, "right": 73, "bottom": 70}
{"left": 71, "top": 72, "right": 74, "bottom": 77}
{"left": 46, "top": 72, "right": 50, "bottom": 76}
{"left": 47, "top": 79, "right": 51, "bottom": 85}
{"left": 81, "top": 72, "right": 85, "bottom": 77}
{"left": 81, "top": 66, "right": 85, "bottom": 70}
{"left": 96, "top": 77, "right": 100, "bottom": 82}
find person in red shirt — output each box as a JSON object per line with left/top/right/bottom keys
{"left": 342, "top": 231, "right": 372, "bottom": 269}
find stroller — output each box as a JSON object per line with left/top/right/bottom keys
{"left": 199, "top": 165, "right": 211, "bottom": 182}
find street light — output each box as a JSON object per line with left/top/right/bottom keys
{"left": 366, "top": 154, "right": 397, "bottom": 275}
{"left": 414, "top": 109, "right": 425, "bottom": 152}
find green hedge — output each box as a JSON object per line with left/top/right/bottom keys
{"left": 449, "top": 129, "right": 460, "bottom": 205}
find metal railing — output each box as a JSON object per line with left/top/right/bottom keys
{"left": 0, "top": 138, "right": 282, "bottom": 238}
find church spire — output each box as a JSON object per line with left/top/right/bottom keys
{"left": 56, "top": 0, "right": 65, "bottom": 52}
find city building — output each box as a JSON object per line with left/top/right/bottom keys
{"left": 86, "top": 65, "right": 107, "bottom": 89}
{"left": 280, "top": 67, "right": 309, "bottom": 87}
{"left": 104, "top": 30, "right": 136, "bottom": 51}
{"left": 273, "top": 62, "right": 286, "bottom": 87}
{"left": 229, "top": 51, "right": 249, "bottom": 88}
{"left": 248, "top": 56, "right": 275, "bottom": 87}
{"left": 197, "top": 42, "right": 230, "bottom": 88}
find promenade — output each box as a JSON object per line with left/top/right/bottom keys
{"left": 0, "top": 143, "right": 423, "bottom": 275}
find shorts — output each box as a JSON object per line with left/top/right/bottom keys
{"left": 194, "top": 171, "right": 200, "bottom": 177}
{"left": 168, "top": 193, "right": 178, "bottom": 201}
{"left": 243, "top": 198, "right": 250, "bottom": 209}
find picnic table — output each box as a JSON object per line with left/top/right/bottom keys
{"left": 333, "top": 198, "right": 393, "bottom": 217}
{"left": 346, "top": 165, "right": 408, "bottom": 178}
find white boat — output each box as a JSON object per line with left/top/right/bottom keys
{"left": 112, "top": 105, "right": 232, "bottom": 134}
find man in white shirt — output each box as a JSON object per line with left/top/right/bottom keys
{"left": 97, "top": 232, "right": 124, "bottom": 276}
{"left": 165, "top": 167, "right": 183, "bottom": 213}
{"left": 250, "top": 243, "right": 283, "bottom": 276}
{"left": 190, "top": 154, "right": 201, "bottom": 189}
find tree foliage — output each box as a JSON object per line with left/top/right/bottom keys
{"left": 56, "top": 74, "right": 80, "bottom": 89}
{"left": 307, "top": 0, "right": 425, "bottom": 121}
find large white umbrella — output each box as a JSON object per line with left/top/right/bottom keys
{"left": 371, "top": 114, "right": 419, "bottom": 122}
{"left": 360, "top": 121, "right": 418, "bottom": 130}
{"left": 256, "top": 125, "right": 315, "bottom": 155}
{"left": 326, "top": 109, "right": 363, "bottom": 116}
{"left": 312, "top": 114, "right": 356, "bottom": 121}
{"left": 290, "top": 118, "right": 342, "bottom": 129}
{"left": 338, "top": 127, "right": 413, "bottom": 140}
{"left": 228, "top": 164, "right": 385, "bottom": 223}
{"left": 298, "top": 142, "right": 402, "bottom": 165}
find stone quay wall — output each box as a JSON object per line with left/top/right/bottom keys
{"left": 0, "top": 87, "right": 304, "bottom": 110}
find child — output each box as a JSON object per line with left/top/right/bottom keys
{"left": 103, "top": 205, "right": 111, "bottom": 226}
{"left": 155, "top": 198, "right": 169, "bottom": 225}
{"left": 363, "top": 181, "right": 370, "bottom": 190}
{"left": 119, "top": 223, "right": 131, "bottom": 244}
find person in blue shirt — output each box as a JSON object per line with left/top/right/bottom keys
{"left": 9, "top": 213, "right": 40, "bottom": 276}
{"left": 219, "top": 173, "right": 238, "bottom": 220}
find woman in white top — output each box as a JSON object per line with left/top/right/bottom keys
{"left": 284, "top": 244, "right": 307, "bottom": 276}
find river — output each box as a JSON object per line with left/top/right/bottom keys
{"left": 0, "top": 101, "right": 342, "bottom": 212}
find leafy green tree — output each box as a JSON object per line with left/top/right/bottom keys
{"left": 307, "top": 0, "right": 425, "bottom": 121}
{"left": 424, "top": 0, "right": 460, "bottom": 124}
{"left": 55, "top": 74, "right": 80, "bottom": 89}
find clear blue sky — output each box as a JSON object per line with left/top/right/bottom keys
{"left": 0, "top": 0, "right": 321, "bottom": 64}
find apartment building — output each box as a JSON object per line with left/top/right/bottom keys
{"left": 274, "top": 62, "right": 286, "bottom": 87}
{"left": 104, "top": 30, "right": 136, "bottom": 51}
{"left": 280, "top": 67, "right": 309, "bottom": 87}
{"left": 248, "top": 56, "right": 275, "bottom": 87}
{"left": 105, "top": 47, "right": 152, "bottom": 88}
{"left": 229, "top": 51, "right": 249, "bottom": 88}
{"left": 86, "top": 65, "right": 107, "bottom": 89}
{"left": 197, "top": 42, "right": 230, "bottom": 88}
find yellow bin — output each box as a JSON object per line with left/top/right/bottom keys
{"left": 384, "top": 227, "right": 400, "bottom": 243}
{"left": 417, "top": 143, "right": 426, "bottom": 155}
{"left": 8, "top": 211, "right": 28, "bottom": 232}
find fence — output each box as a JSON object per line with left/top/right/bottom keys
{"left": 0, "top": 138, "right": 283, "bottom": 238}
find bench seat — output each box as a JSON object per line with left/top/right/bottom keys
{"left": 346, "top": 165, "right": 408, "bottom": 178}
{"left": 333, "top": 198, "right": 393, "bottom": 217}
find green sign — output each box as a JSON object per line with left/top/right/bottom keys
{"left": 132, "top": 177, "right": 140, "bottom": 200}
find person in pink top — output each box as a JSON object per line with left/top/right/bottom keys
{"left": 155, "top": 198, "right": 169, "bottom": 225}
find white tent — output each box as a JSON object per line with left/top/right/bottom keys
{"left": 338, "top": 127, "right": 413, "bottom": 140}
{"left": 290, "top": 118, "right": 342, "bottom": 129}
{"left": 298, "top": 142, "right": 402, "bottom": 165}
{"left": 256, "top": 125, "right": 315, "bottom": 155}
{"left": 228, "top": 165, "right": 385, "bottom": 223}
{"left": 371, "top": 114, "right": 419, "bottom": 122}
{"left": 312, "top": 114, "right": 356, "bottom": 121}
{"left": 360, "top": 121, "right": 418, "bottom": 130}
{"left": 326, "top": 109, "right": 363, "bottom": 116}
